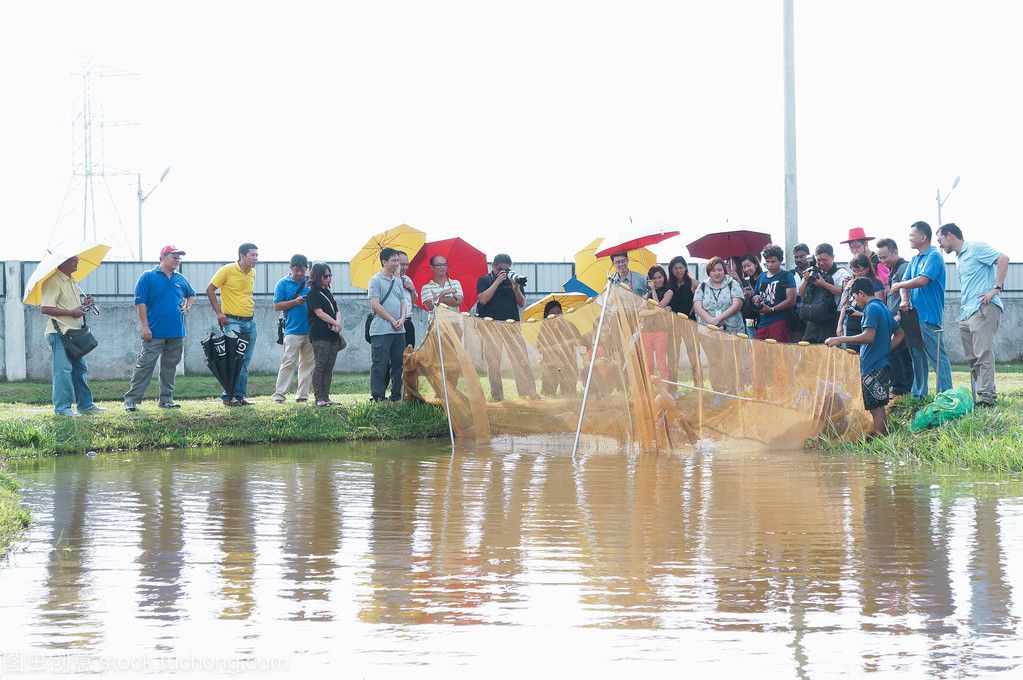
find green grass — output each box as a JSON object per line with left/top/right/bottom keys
{"left": 817, "top": 369, "right": 1023, "bottom": 472}
{"left": 0, "top": 470, "right": 31, "bottom": 559}
{"left": 0, "top": 372, "right": 372, "bottom": 406}
{"left": 0, "top": 397, "right": 448, "bottom": 459}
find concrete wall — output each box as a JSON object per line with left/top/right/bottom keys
{"left": 21, "top": 298, "right": 430, "bottom": 381}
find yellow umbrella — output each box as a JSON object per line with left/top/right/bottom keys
{"left": 521, "top": 292, "right": 592, "bottom": 321}
{"left": 349, "top": 224, "right": 426, "bottom": 289}
{"left": 23, "top": 242, "right": 111, "bottom": 306}
{"left": 574, "top": 237, "right": 656, "bottom": 293}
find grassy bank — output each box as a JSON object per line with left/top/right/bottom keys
{"left": 0, "top": 397, "right": 448, "bottom": 459}
{"left": 818, "top": 369, "right": 1023, "bottom": 472}
{"left": 0, "top": 470, "right": 31, "bottom": 558}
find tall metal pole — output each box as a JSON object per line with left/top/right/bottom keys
{"left": 433, "top": 300, "right": 456, "bottom": 451}
{"left": 783, "top": 0, "right": 799, "bottom": 260}
{"left": 137, "top": 174, "right": 144, "bottom": 261}
{"left": 572, "top": 279, "right": 613, "bottom": 459}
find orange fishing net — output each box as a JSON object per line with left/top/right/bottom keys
{"left": 403, "top": 284, "right": 870, "bottom": 451}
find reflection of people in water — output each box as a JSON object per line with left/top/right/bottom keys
{"left": 537, "top": 301, "right": 584, "bottom": 398}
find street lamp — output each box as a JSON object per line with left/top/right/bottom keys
{"left": 137, "top": 166, "right": 171, "bottom": 261}
{"left": 936, "top": 175, "right": 960, "bottom": 228}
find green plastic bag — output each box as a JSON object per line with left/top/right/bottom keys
{"left": 911, "top": 386, "right": 974, "bottom": 432}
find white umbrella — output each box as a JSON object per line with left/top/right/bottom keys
{"left": 23, "top": 242, "right": 111, "bottom": 306}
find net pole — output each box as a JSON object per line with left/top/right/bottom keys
{"left": 433, "top": 299, "right": 456, "bottom": 451}
{"left": 572, "top": 278, "right": 613, "bottom": 459}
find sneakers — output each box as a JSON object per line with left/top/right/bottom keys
{"left": 124, "top": 403, "right": 138, "bottom": 412}
{"left": 272, "top": 396, "right": 286, "bottom": 404}
{"left": 56, "top": 410, "right": 81, "bottom": 418}
{"left": 79, "top": 405, "right": 106, "bottom": 414}
{"left": 295, "top": 397, "right": 309, "bottom": 403}
{"left": 236, "top": 399, "right": 255, "bottom": 406}
{"left": 159, "top": 402, "right": 181, "bottom": 409}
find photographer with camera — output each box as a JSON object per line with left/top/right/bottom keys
{"left": 796, "top": 243, "right": 850, "bottom": 344}
{"left": 476, "top": 254, "right": 538, "bottom": 400}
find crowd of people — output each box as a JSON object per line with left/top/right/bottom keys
{"left": 39, "top": 222, "right": 1009, "bottom": 436}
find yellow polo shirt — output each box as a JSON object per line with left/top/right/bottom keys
{"left": 210, "top": 263, "right": 256, "bottom": 316}
{"left": 42, "top": 273, "right": 85, "bottom": 335}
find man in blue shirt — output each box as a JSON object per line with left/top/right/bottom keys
{"left": 937, "top": 223, "right": 1010, "bottom": 407}
{"left": 752, "top": 244, "right": 797, "bottom": 341}
{"left": 124, "top": 245, "right": 196, "bottom": 410}
{"left": 826, "top": 277, "right": 905, "bottom": 436}
{"left": 272, "top": 254, "right": 312, "bottom": 403}
{"left": 890, "top": 221, "right": 952, "bottom": 398}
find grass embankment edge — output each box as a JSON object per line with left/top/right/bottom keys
{"left": 815, "top": 385, "right": 1023, "bottom": 472}
{"left": 0, "top": 399, "right": 449, "bottom": 459}
{"left": 0, "top": 470, "right": 31, "bottom": 559}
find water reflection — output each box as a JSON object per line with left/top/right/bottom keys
{"left": 3, "top": 442, "right": 1022, "bottom": 675}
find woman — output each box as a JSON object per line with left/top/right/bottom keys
{"left": 735, "top": 253, "right": 763, "bottom": 337}
{"left": 693, "top": 257, "right": 745, "bottom": 395}
{"left": 837, "top": 254, "right": 886, "bottom": 351}
{"left": 667, "top": 256, "right": 697, "bottom": 317}
{"left": 306, "top": 262, "right": 344, "bottom": 406}
{"left": 537, "top": 300, "right": 584, "bottom": 398}
{"left": 641, "top": 265, "right": 672, "bottom": 379}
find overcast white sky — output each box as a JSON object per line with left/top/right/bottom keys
{"left": 1, "top": 1, "right": 1020, "bottom": 267}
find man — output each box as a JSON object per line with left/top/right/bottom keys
{"left": 936, "top": 223, "right": 1009, "bottom": 407}
{"left": 797, "top": 243, "right": 849, "bottom": 344}
{"left": 890, "top": 222, "right": 952, "bottom": 397}
{"left": 610, "top": 253, "right": 648, "bottom": 297}
{"left": 123, "top": 245, "right": 196, "bottom": 411}
{"left": 751, "top": 244, "right": 797, "bottom": 341}
{"left": 421, "top": 254, "right": 464, "bottom": 311}
{"left": 207, "top": 243, "right": 259, "bottom": 406}
{"left": 841, "top": 227, "right": 889, "bottom": 284}
{"left": 476, "top": 254, "right": 538, "bottom": 400}
{"left": 826, "top": 277, "right": 905, "bottom": 436}
{"left": 788, "top": 243, "right": 812, "bottom": 341}
{"left": 40, "top": 255, "right": 103, "bottom": 417}
{"left": 368, "top": 247, "right": 407, "bottom": 402}
{"left": 272, "top": 254, "right": 312, "bottom": 404}
{"left": 397, "top": 251, "right": 418, "bottom": 348}
{"left": 876, "top": 238, "right": 914, "bottom": 396}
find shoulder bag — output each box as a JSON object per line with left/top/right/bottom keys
{"left": 53, "top": 317, "right": 98, "bottom": 362}
{"left": 364, "top": 278, "right": 397, "bottom": 343}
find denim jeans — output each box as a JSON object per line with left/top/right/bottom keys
{"left": 909, "top": 321, "right": 953, "bottom": 398}
{"left": 224, "top": 319, "right": 257, "bottom": 400}
{"left": 47, "top": 332, "right": 96, "bottom": 415}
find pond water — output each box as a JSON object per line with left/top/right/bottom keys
{"left": 2, "top": 439, "right": 1022, "bottom": 677}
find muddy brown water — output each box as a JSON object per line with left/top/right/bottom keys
{"left": 2, "top": 439, "right": 1021, "bottom": 677}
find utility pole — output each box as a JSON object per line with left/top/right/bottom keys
{"left": 783, "top": 0, "right": 799, "bottom": 261}
{"left": 936, "top": 176, "right": 960, "bottom": 228}
{"left": 137, "top": 167, "right": 171, "bottom": 261}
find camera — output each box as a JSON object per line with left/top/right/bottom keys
{"left": 506, "top": 270, "right": 528, "bottom": 286}
{"left": 804, "top": 266, "right": 822, "bottom": 284}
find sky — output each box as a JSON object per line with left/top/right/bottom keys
{"left": 2, "top": 1, "right": 1021, "bottom": 267}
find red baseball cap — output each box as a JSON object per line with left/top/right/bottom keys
{"left": 160, "top": 245, "right": 186, "bottom": 257}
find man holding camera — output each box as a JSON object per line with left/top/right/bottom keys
{"left": 123, "top": 245, "right": 196, "bottom": 411}
{"left": 40, "top": 255, "right": 103, "bottom": 417}
{"left": 796, "top": 243, "right": 850, "bottom": 344}
{"left": 876, "top": 238, "right": 914, "bottom": 396}
{"left": 476, "top": 254, "right": 538, "bottom": 400}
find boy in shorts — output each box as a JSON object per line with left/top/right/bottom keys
{"left": 826, "top": 277, "right": 905, "bottom": 436}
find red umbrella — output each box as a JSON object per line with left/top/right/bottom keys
{"left": 686, "top": 229, "right": 772, "bottom": 260}
{"left": 592, "top": 228, "right": 679, "bottom": 258}
{"left": 406, "top": 237, "right": 488, "bottom": 312}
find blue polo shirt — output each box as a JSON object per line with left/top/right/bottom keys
{"left": 906, "top": 246, "right": 946, "bottom": 326}
{"left": 273, "top": 275, "right": 310, "bottom": 335}
{"left": 860, "top": 298, "right": 901, "bottom": 375}
{"left": 134, "top": 267, "right": 196, "bottom": 338}
{"left": 956, "top": 241, "right": 1004, "bottom": 321}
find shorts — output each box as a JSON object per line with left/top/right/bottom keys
{"left": 754, "top": 318, "right": 790, "bottom": 342}
{"left": 862, "top": 365, "right": 892, "bottom": 410}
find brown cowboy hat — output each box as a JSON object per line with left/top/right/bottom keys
{"left": 840, "top": 227, "right": 876, "bottom": 244}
